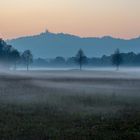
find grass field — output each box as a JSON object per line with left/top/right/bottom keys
{"left": 0, "top": 70, "right": 140, "bottom": 140}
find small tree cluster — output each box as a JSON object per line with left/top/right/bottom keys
{"left": 0, "top": 39, "right": 33, "bottom": 71}
{"left": 0, "top": 39, "right": 20, "bottom": 69}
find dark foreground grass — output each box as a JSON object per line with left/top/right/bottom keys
{"left": 0, "top": 71, "right": 139, "bottom": 140}
{"left": 0, "top": 103, "right": 139, "bottom": 140}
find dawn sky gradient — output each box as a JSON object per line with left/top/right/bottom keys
{"left": 0, "top": 0, "right": 140, "bottom": 39}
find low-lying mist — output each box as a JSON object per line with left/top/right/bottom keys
{"left": 0, "top": 69, "right": 140, "bottom": 115}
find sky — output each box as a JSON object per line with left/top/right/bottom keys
{"left": 0, "top": 0, "right": 140, "bottom": 39}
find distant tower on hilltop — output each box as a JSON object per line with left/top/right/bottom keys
{"left": 0, "top": 32, "right": 3, "bottom": 39}
{"left": 45, "top": 29, "right": 49, "bottom": 33}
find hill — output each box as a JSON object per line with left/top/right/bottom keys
{"left": 7, "top": 31, "right": 140, "bottom": 58}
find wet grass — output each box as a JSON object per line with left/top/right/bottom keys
{"left": 0, "top": 71, "right": 139, "bottom": 140}
{"left": 0, "top": 103, "right": 139, "bottom": 140}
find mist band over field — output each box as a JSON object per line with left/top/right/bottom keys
{"left": 0, "top": 0, "right": 140, "bottom": 139}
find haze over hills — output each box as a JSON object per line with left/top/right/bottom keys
{"left": 7, "top": 31, "right": 140, "bottom": 58}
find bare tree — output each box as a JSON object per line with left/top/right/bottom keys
{"left": 22, "top": 50, "right": 33, "bottom": 71}
{"left": 112, "top": 49, "right": 123, "bottom": 70}
{"left": 75, "top": 49, "right": 87, "bottom": 70}
{"left": 10, "top": 49, "right": 20, "bottom": 70}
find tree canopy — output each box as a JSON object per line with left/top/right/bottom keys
{"left": 75, "top": 49, "right": 87, "bottom": 70}
{"left": 0, "top": 39, "right": 20, "bottom": 69}
{"left": 112, "top": 49, "right": 123, "bottom": 70}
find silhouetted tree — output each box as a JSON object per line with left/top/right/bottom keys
{"left": 0, "top": 39, "right": 21, "bottom": 69}
{"left": 10, "top": 49, "right": 20, "bottom": 70}
{"left": 75, "top": 49, "right": 87, "bottom": 70}
{"left": 112, "top": 49, "right": 123, "bottom": 70}
{"left": 21, "top": 50, "right": 33, "bottom": 71}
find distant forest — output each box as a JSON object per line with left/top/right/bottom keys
{"left": 1, "top": 38, "right": 140, "bottom": 70}
{"left": 34, "top": 52, "right": 140, "bottom": 67}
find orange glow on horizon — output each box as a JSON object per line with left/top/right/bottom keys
{"left": 0, "top": 0, "right": 140, "bottom": 39}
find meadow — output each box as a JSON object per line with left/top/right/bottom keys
{"left": 0, "top": 70, "right": 139, "bottom": 140}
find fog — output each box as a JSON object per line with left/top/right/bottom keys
{"left": 17, "top": 66, "right": 140, "bottom": 72}
{"left": 0, "top": 68, "right": 140, "bottom": 139}
{"left": 0, "top": 68, "right": 139, "bottom": 116}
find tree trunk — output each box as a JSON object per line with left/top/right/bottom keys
{"left": 27, "top": 59, "right": 30, "bottom": 71}
{"left": 80, "top": 63, "right": 82, "bottom": 71}
{"left": 14, "top": 61, "right": 17, "bottom": 70}
{"left": 27, "top": 63, "right": 29, "bottom": 71}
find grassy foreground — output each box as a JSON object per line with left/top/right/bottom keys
{"left": 0, "top": 71, "right": 139, "bottom": 140}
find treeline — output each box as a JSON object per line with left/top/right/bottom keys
{"left": 33, "top": 50, "right": 140, "bottom": 67}
{"left": 0, "top": 39, "right": 33, "bottom": 70}
{"left": 1, "top": 38, "right": 140, "bottom": 71}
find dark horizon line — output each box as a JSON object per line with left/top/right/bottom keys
{"left": 5, "top": 31, "right": 140, "bottom": 41}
